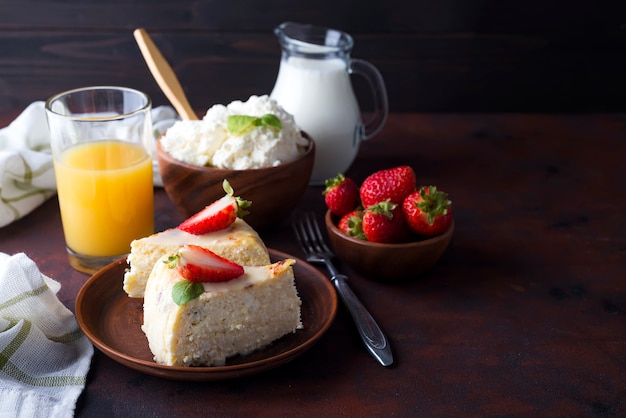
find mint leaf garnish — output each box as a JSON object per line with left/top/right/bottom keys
{"left": 227, "top": 114, "right": 283, "bottom": 136}
{"left": 172, "top": 280, "right": 204, "bottom": 306}
{"left": 258, "top": 113, "right": 282, "bottom": 130}
{"left": 227, "top": 115, "right": 258, "bottom": 136}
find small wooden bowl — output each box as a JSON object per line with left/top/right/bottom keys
{"left": 157, "top": 134, "right": 315, "bottom": 230}
{"left": 325, "top": 210, "right": 454, "bottom": 282}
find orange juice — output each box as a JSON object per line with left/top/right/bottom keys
{"left": 54, "top": 140, "right": 154, "bottom": 257}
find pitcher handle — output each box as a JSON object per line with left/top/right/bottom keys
{"left": 349, "top": 58, "right": 389, "bottom": 140}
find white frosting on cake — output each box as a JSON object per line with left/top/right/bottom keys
{"left": 123, "top": 218, "right": 270, "bottom": 298}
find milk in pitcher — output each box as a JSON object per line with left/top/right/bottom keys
{"left": 271, "top": 56, "right": 362, "bottom": 184}
{"left": 270, "top": 22, "right": 388, "bottom": 185}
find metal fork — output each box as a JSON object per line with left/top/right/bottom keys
{"left": 292, "top": 212, "right": 393, "bottom": 367}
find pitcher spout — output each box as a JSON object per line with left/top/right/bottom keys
{"left": 274, "top": 22, "right": 354, "bottom": 58}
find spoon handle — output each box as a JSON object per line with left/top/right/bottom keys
{"left": 133, "top": 28, "right": 198, "bottom": 121}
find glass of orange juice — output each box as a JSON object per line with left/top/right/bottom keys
{"left": 45, "top": 86, "right": 154, "bottom": 274}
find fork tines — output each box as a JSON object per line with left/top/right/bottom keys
{"left": 292, "top": 212, "right": 332, "bottom": 257}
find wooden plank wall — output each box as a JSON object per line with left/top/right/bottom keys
{"left": 1, "top": 0, "right": 625, "bottom": 118}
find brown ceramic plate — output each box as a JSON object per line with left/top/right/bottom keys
{"left": 75, "top": 249, "right": 337, "bottom": 381}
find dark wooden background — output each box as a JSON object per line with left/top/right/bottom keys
{"left": 1, "top": 0, "right": 626, "bottom": 118}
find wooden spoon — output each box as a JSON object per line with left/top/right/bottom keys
{"left": 133, "top": 28, "right": 199, "bottom": 120}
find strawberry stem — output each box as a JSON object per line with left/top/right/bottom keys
{"left": 347, "top": 212, "right": 366, "bottom": 240}
{"left": 367, "top": 200, "right": 396, "bottom": 219}
{"left": 223, "top": 179, "right": 251, "bottom": 217}
{"left": 164, "top": 253, "right": 180, "bottom": 269}
{"left": 222, "top": 179, "right": 234, "bottom": 196}
{"left": 417, "top": 186, "right": 451, "bottom": 225}
{"left": 323, "top": 173, "right": 346, "bottom": 195}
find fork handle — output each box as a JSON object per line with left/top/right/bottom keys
{"left": 332, "top": 274, "right": 394, "bottom": 367}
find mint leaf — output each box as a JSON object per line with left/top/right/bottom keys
{"left": 259, "top": 113, "right": 282, "bottom": 130}
{"left": 172, "top": 280, "right": 204, "bottom": 306}
{"left": 227, "top": 114, "right": 282, "bottom": 136}
{"left": 227, "top": 115, "right": 258, "bottom": 136}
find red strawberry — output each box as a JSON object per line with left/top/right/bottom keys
{"left": 337, "top": 210, "right": 365, "bottom": 240}
{"left": 362, "top": 200, "right": 409, "bottom": 243}
{"left": 323, "top": 173, "right": 359, "bottom": 216}
{"left": 168, "top": 244, "right": 245, "bottom": 282}
{"left": 177, "top": 180, "right": 250, "bottom": 235}
{"left": 359, "top": 166, "right": 416, "bottom": 207}
{"left": 402, "top": 186, "right": 453, "bottom": 236}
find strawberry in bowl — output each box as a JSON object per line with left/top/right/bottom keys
{"left": 322, "top": 166, "right": 454, "bottom": 281}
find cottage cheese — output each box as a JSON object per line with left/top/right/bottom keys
{"left": 160, "top": 95, "right": 308, "bottom": 169}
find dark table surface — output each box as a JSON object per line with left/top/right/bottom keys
{"left": 2, "top": 113, "right": 625, "bottom": 417}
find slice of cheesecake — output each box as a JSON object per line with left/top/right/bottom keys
{"left": 142, "top": 256, "right": 302, "bottom": 367}
{"left": 123, "top": 218, "right": 270, "bottom": 298}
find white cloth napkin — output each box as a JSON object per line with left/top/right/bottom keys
{"left": 0, "top": 101, "right": 178, "bottom": 228}
{"left": 0, "top": 252, "right": 93, "bottom": 418}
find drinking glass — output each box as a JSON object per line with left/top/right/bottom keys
{"left": 45, "top": 86, "right": 154, "bottom": 274}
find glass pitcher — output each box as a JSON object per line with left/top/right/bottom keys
{"left": 270, "top": 22, "right": 388, "bottom": 185}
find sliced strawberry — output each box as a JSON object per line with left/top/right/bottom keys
{"left": 168, "top": 244, "right": 245, "bottom": 282}
{"left": 177, "top": 194, "right": 238, "bottom": 234}
{"left": 177, "top": 180, "right": 251, "bottom": 235}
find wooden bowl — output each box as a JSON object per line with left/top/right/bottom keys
{"left": 157, "top": 134, "right": 315, "bottom": 230}
{"left": 325, "top": 210, "right": 454, "bottom": 282}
